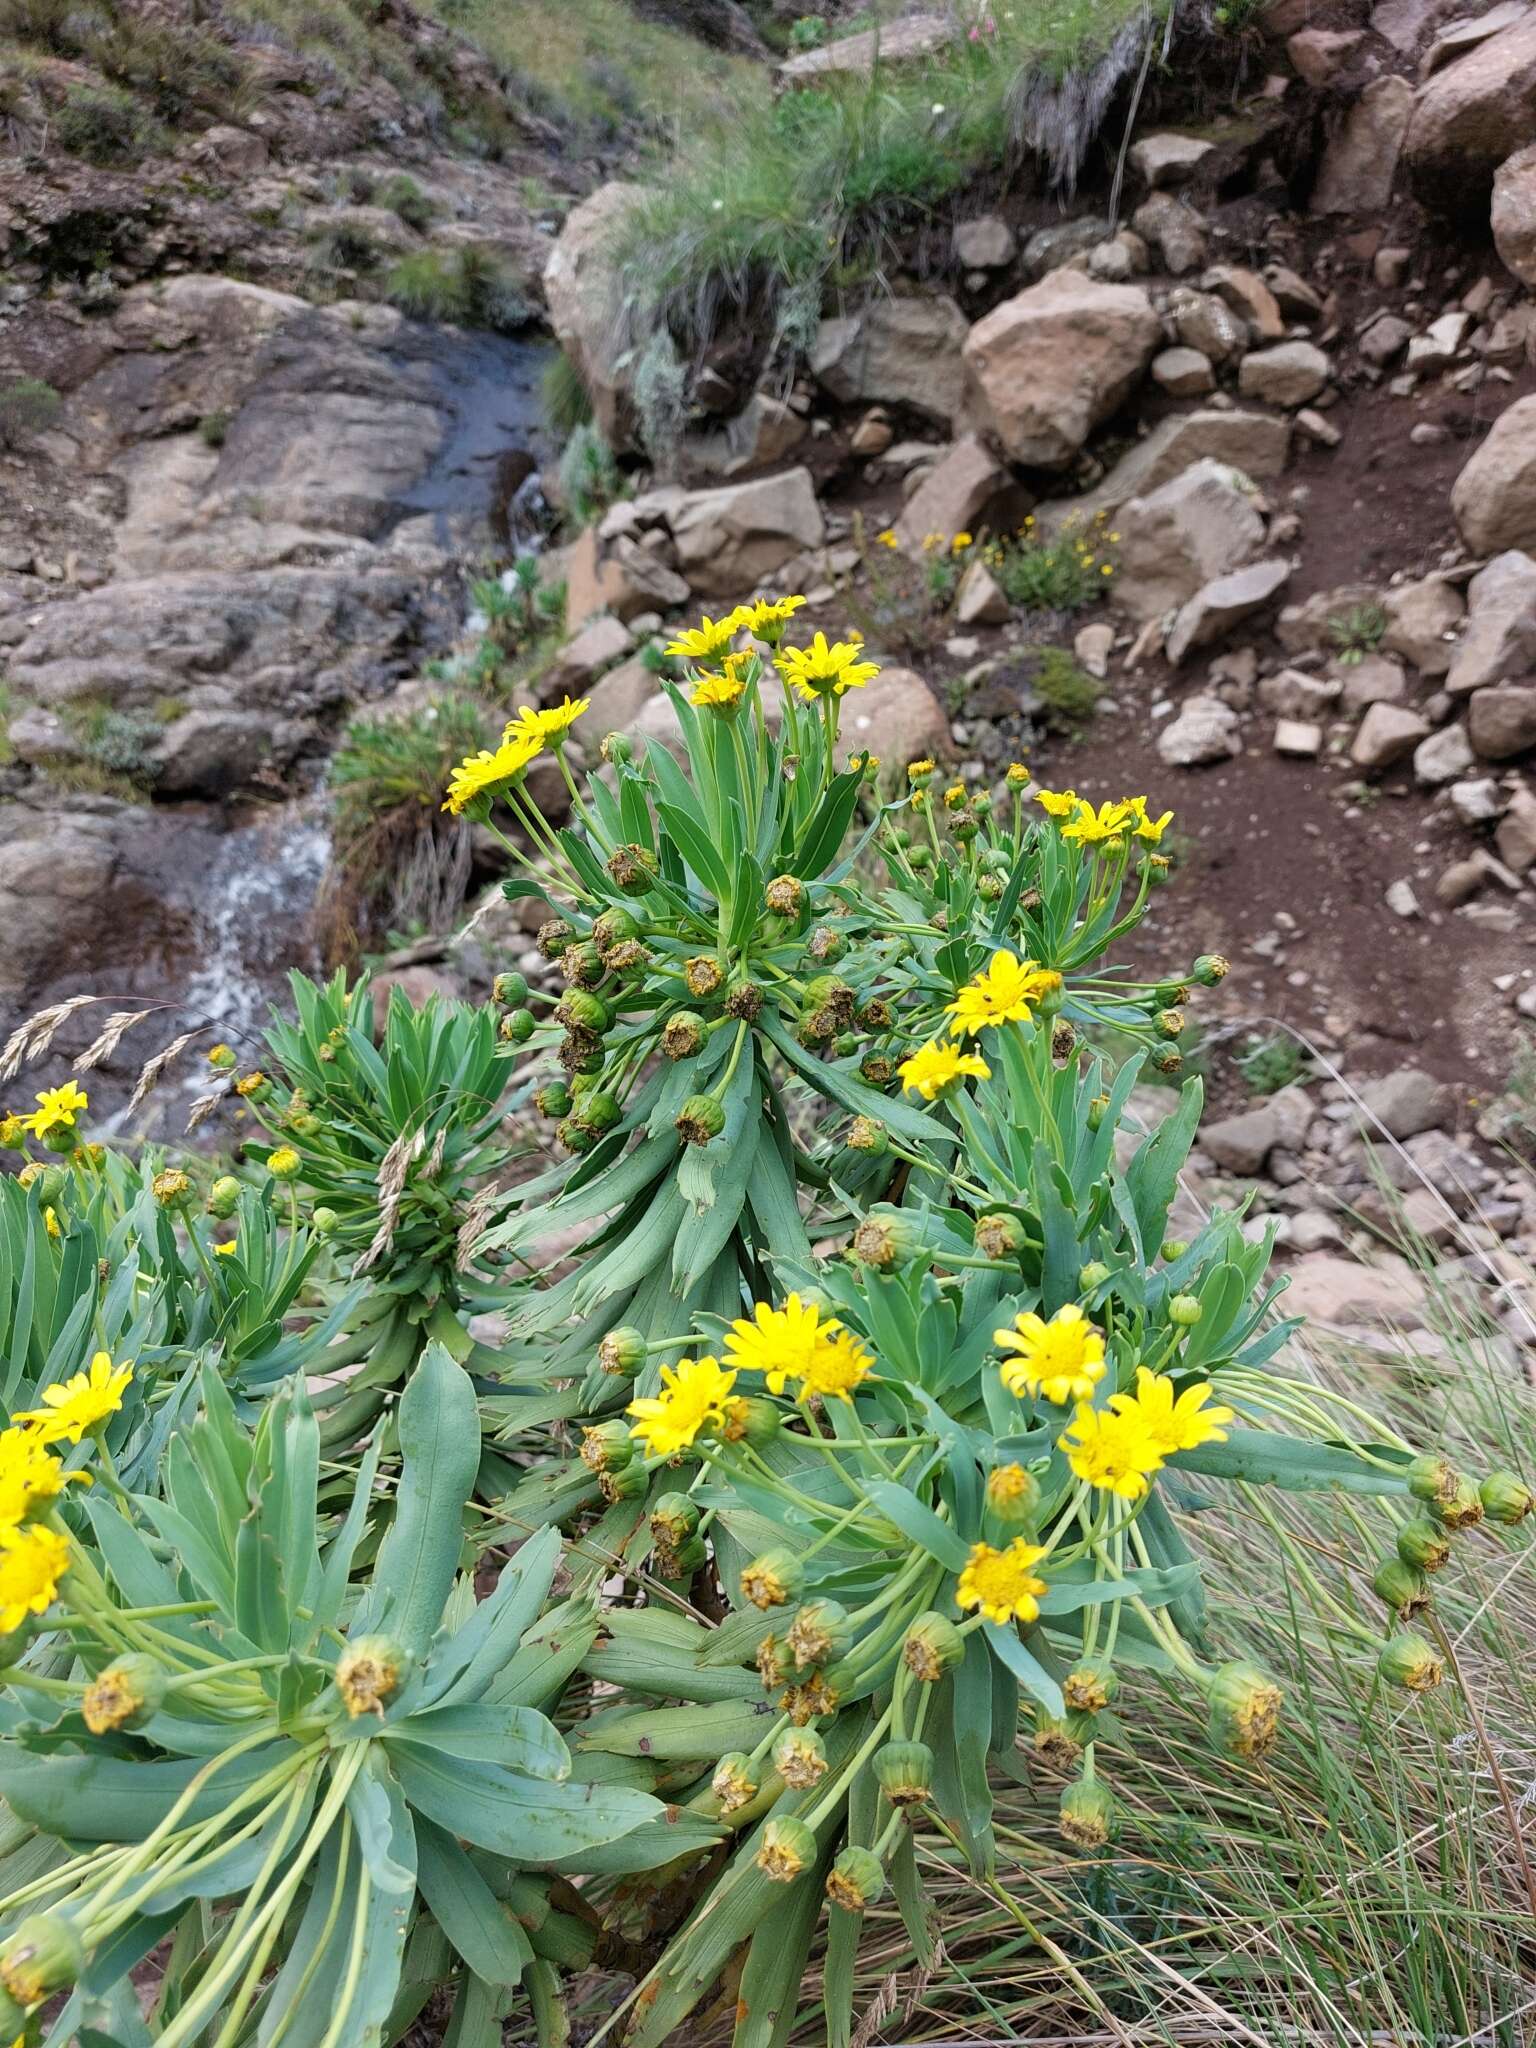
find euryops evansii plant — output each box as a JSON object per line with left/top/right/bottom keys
{"left": 0, "top": 596, "right": 1526, "bottom": 2048}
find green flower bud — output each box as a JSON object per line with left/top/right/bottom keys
{"left": 717, "top": 1394, "right": 782, "bottom": 1446}
{"left": 606, "top": 841, "right": 656, "bottom": 891}
{"left": 1372, "top": 1556, "right": 1430, "bottom": 1619}
{"left": 660, "top": 1533, "right": 708, "bottom": 1577}
{"left": 725, "top": 982, "right": 765, "bottom": 1022}
{"left": 600, "top": 1461, "right": 649, "bottom": 1503}
{"left": 1059, "top": 1777, "right": 1118, "bottom": 1849}
{"left": 1191, "top": 953, "right": 1230, "bottom": 985}
{"left": 0, "top": 1913, "right": 84, "bottom": 2007}
{"left": 773, "top": 1724, "right": 829, "bottom": 1788}
{"left": 206, "top": 1042, "right": 238, "bottom": 1072}
{"left": 562, "top": 941, "right": 606, "bottom": 989}
{"left": 592, "top": 908, "right": 640, "bottom": 954}
{"left": 757, "top": 1815, "right": 816, "bottom": 1883}
{"left": 859, "top": 1053, "right": 895, "bottom": 1087}
{"left": 580, "top": 1420, "right": 634, "bottom": 1473}
{"left": 851, "top": 1204, "right": 927, "bottom": 1271}
{"left": 1159, "top": 1238, "right": 1188, "bottom": 1263}
{"left": 1151, "top": 1046, "right": 1183, "bottom": 1075}
{"left": 1378, "top": 1632, "right": 1444, "bottom": 1692}
{"left": 289, "top": 1112, "right": 322, "bottom": 1139}
{"left": 206, "top": 1174, "right": 241, "bottom": 1220}
{"left": 675, "top": 1094, "right": 726, "bottom": 1146}
{"left": 711, "top": 1752, "right": 759, "bottom": 1814}
{"left": 1086, "top": 1092, "right": 1110, "bottom": 1131}
{"left": 1079, "top": 1259, "right": 1111, "bottom": 1290}
{"left": 977, "top": 871, "right": 1004, "bottom": 900}
{"left": 266, "top": 1146, "right": 301, "bottom": 1181}
{"left": 555, "top": 990, "right": 610, "bottom": 1036}
{"left": 1397, "top": 1518, "right": 1452, "bottom": 1574}
{"left": 1168, "top": 1293, "right": 1202, "bottom": 1326}
{"left": 874, "top": 1739, "right": 934, "bottom": 1806}
{"left": 741, "top": 1548, "right": 804, "bottom": 1610}
{"left": 684, "top": 955, "right": 724, "bottom": 999}
{"left": 556, "top": 1117, "right": 595, "bottom": 1155}
{"left": 310, "top": 1206, "right": 338, "bottom": 1237}
{"left": 1063, "top": 1663, "right": 1117, "bottom": 1715}
{"left": 901, "top": 1611, "right": 964, "bottom": 1683}
{"left": 826, "top": 1845, "right": 885, "bottom": 1911}
{"left": 536, "top": 919, "right": 571, "bottom": 958}
{"left": 974, "top": 1211, "right": 1027, "bottom": 1259}
{"left": 1480, "top": 1470, "right": 1535, "bottom": 1525}
{"left": 786, "top": 1598, "right": 851, "bottom": 1671}
{"left": 1033, "top": 1710, "right": 1085, "bottom": 1772}
{"left": 575, "top": 1089, "right": 622, "bottom": 1133}
{"left": 985, "top": 1462, "right": 1040, "bottom": 1524}
{"left": 650, "top": 1491, "right": 701, "bottom": 1548}
{"left": 858, "top": 998, "right": 894, "bottom": 1031}
{"left": 235, "top": 1070, "right": 271, "bottom": 1102}
{"left": 534, "top": 1080, "right": 572, "bottom": 1118}
{"left": 661, "top": 1011, "right": 706, "bottom": 1060}
{"left": 81, "top": 1652, "right": 167, "bottom": 1734}
{"left": 1206, "top": 1659, "right": 1283, "bottom": 1760}
{"left": 493, "top": 971, "right": 529, "bottom": 1005}
{"left": 807, "top": 926, "right": 846, "bottom": 964}
{"left": 1430, "top": 1477, "right": 1484, "bottom": 1532}
{"left": 335, "top": 1635, "right": 409, "bottom": 1719}
{"left": 600, "top": 731, "right": 634, "bottom": 766}
{"left": 755, "top": 1632, "right": 796, "bottom": 1689}
{"left": 500, "top": 1008, "right": 537, "bottom": 1044}
{"left": 1406, "top": 1454, "right": 1458, "bottom": 1506}
{"left": 846, "top": 1115, "right": 888, "bottom": 1155}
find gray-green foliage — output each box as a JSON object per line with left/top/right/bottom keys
{"left": 0, "top": 377, "right": 61, "bottom": 448}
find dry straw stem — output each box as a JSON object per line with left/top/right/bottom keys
{"left": 355, "top": 1124, "right": 426, "bottom": 1274}
{"left": 73, "top": 1008, "right": 155, "bottom": 1073}
{"left": 125, "top": 1029, "right": 202, "bottom": 1117}
{"left": 0, "top": 993, "right": 101, "bottom": 1081}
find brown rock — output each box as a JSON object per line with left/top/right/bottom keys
{"left": 1469, "top": 683, "right": 1536, "bottom": 760}
{"left": 543, "top": 182, "right": 652, "bottom": 451}
{"left": 1130, "top": 192, "right": 1208, "bottom": 274}
{"left": 1204, "top": 264, "right": 1285, "bottom": 340}
{"left": 1403, "top": 15, "right": 1536, "bottom": 205}
{"left": 1492, "top": 142, "right": 1536, "bottom": 289}
{"left": 669, "top": 469, "right": 825, "bottom": 598}
{"left": 1113, "top": 459, "right": 1266, "bottom": 622}
{"left": 1237, "top": 341, "right": 1330, "bottom": 406}
{"left": 810, "top": 294, "right": 970, "bottom": 428}
{"left": 1287, "top": 26, "right": 1362, "bottom": 84}
{"left": 1445, "top": 550, "right": 1536, "bottom": 695}
{"left": 895, "top": 434, "right": 1028, "bottom": 554}
{"left": 1350, "top": 700, "right": 1430, "bottom": 769}
{"left": 1381, "top": 574, "right": 1464, "bottom": 675}
{"left": 1451, "top": 395, "right": 1536, "bottom": 554}
{"left": 961, "top": 272, "right": 1160, "bottom": 469}
{"left": 1313, "top": 76, "right": 1414, "bottom": 213}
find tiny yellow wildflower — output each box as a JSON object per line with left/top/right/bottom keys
{"left": 21, "top": 1083, "right": 88, "bottom": 1143}
{"left": 626, "top": 1356, "right": 738, "bottom": 1458}
{"left": 1059, "top": 1403, "right": 1163, "bottom": 1502}
{"left": 897, "top": 1040, "right": 990, "bottom": 1102}
{"left": 995, "top": 1304, "right": 1106, "bottom": 1407}
{"left": 956, "top": 1538, "right": 1048, "bottom": 1626}
{"left": 14, "top": 1352, "right": 133, "bottom": 1445}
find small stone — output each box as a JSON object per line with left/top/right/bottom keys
{"left": 1265, "top": 266, "right": 1324, "bottom": 320}
{"left": 1074, "top": 621, "right": 1115, "bottom": 678}
{"left": 1166, "top": 558, "right": 1293, "bottom": 664}
{"left": 1373, "top": 247, "right": 1411, "bottom": 288}
{"left": 1448, "top": 776, "right": 1506, "bottom": 825}
{"left": 1469, "top": 683, "right": 1536, "bottom": 761}
{"left": 1353, "top": 1069, "right": 1451, "bottom": 1140}
{"left": 1295, "top": 407, "right": 1341, "bottom": 447}
{"left": 1436, "top": 856, "right": 1486, "bottom": 905}
{"left": 1152, "top": 346, "right": 1216, "bottom": 395}
{"left": 953, "top": 216, "right": 1017, "bottom": 270}
{"left": 1238, "top": 341, "right": 1331, "bottom": 407}
{"left": 1287, "top": 25, "right": 1362, "bottom": 84}
{"left": 955, "top": 558, "right": 1009, "bottom": 626}
{"left": 1340, "top": 654, "right": 1408, "bottom": 710}
{"left": 1157, "top": 692, "right": 1243, "bottom": 765}
{"left": 1413, "top": 722, "right": 1474, "bottom": 785}
{"left": 1203, "top": 1105, "right": 1281, "bottom": 1175}
{"left": 1203, "top": 264, "right": 1285, "bottom": 340}
{"left": 1259, "top": 668, "right": 1343, "bottom": 717}
{"left": 1381, "top": 575, "right": 1464, "bottom": 676}
{"left": 1274, "top": 717, "right": 1323, "bottom": 756}
{"left": 1131, "top": 192, "right": 1208, "bottom": 275}
{"left": 1351, "top": 701, "right": 1430, "bottom": 769}
{"left": 1406, "top": 311, "right": 1472, "bottom": 373}
{"left": 850, "top": 408, "right": 894, "bottom": 455}
{"left": 1358, "top": 313, "right": 1413, "bottom": 366}
{"left": 1495, "top": 783, "right": 1536, "bottom": 869}
{"left": 1385, "top": 878, "right": 1421, "bottom": 918}
{"left": 1129, "top": 132, "right": 1216, "bottom": 188}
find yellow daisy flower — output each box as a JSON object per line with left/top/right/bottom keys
{"left": 1113, "top": 1367, "right": 1234, "bottom": 1459}
{"left": 724, "top": 1293, "right": 836, "bottom": 1395}
{"left": 1058, "top": 1402, "right": 1163, "bottom": 1502}
{"left": 1126, "top": 796, "right": 1174, "bottom": 844}
{"left": 505, "top": 695, "right": 590, "bottom": 745}
{"left": 956, "top": 1537, "right": 1048, "bottom": 1626}
{"left": 664, "top": 613, "right": 744, "bottom": 663}
{"left": 690, "top": 671, "right": 747, "bottom": 709}
{"left": 14, "top": 1352, "right": 133, "bottom": 1446}
{"left": 897, "top": 1039, "right": 991, "bottom": 1102}
{"left": 626, "top": 1355, "right": 738, "bottom": 1459}
{"left": 995, "top": 1303, "right": 1106, "bottom": 1407}
{"left": 21, "top": 1082, "right": 88, "bottom": 1142}
{"left": 0, "top": 1522, "right": 69, "bottom": 1634}
{"left": 945, "top": 950, "right": 1061, "bottom": 1038}
{"left": 798, "top": 1328, "right": 874, "bottom": 1402}
{"left": 732, "top": 595, "right": 806, "bottom": 642}
{"left": 774, "top": 633, "right": 881, "bottom": 702}
{"left": 1033, "top": 787, "right": 1078, "bottom": 819}
{"left": 441, "top": 731, "right": 542, "bottom": 816}
{"left": 1060, "top": 798, "right": 1135, "bottom": 846}
{"left": 0, "top": 1428, "right": 77, "bottom": 1528}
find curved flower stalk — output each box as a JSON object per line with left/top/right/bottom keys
{"left": 0, "top": 1351, "right": 682, "bottom": 2048}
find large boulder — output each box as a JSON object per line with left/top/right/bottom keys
{"left": 542, "top": 182, "right": 651, "bottom": 451}
{"left": 961, "top": 272, "right": 1160, "bottom": 469}
{"left": 1451, "top": 394, "right": 1536, "bottom": 553}
{"left": 1469, "top": 684, "right": 1536, "bottom": 761}
{"left": 1402, "top": 15, "right": 1536, "bottom": 207}
{"left": 1445, "top": 551, "right": 1536, "bottom": 695}
{"left": 1312, "top": 77, "right": 1414, "bottom": 214}
{"left": 668, "top": 468, "right": 825, "bottom": 597}
{"left": 779, "top": 12, "right": 952, "bottom": 81}
{"left": 810, "top": 295, "right": 969, "bottom": 427}
{"left": 565, "top": 514, "right": 690, "bottom": 629}
{"left": 1492, "top": 143, "right": 1536, "bottom": 288}
{"left": 1381, "top": 574, "right": 1464, "bottom": 675}
{"left": 894, "top": 435, "right": 1029, "bottom": 554}
{"left": 1112, "top": 460, "right": 1265, "bottom": 621}
{"left": 675, "top": 395, "right": 808, "bottom": 487}
{"left": 839, "top": 665, "right": 953, "bottom": 770}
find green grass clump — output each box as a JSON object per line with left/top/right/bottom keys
{"left": 1031, "top": 646, "right": 1100, "bottom": 731}
{"left": 542, "top": 352, "right": 594, "bottom": 440}
{"left": 557, "top": 421, "right": 624, "bottom": 529}
{"left": 53, "top": 80, "right": 162, "bottom": 163}
{"left": 384, "top": 247, "right": 531, "bottom": 332}
{"left": 374, "top": 172, "right": 435, "bottom": 233}
{"left": 993, "top": 515, "right": 1117, "bottom": 613}
{"left": 0, "top": 376, "right": 61, "bottom": 449}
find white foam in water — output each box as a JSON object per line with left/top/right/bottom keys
{"left": 180, "top": 802, "right": 332, "bottom": 1041}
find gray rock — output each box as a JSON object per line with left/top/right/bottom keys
{"left": 1156, "top": 692, "right": 1243, "bottom": 765}
{"left": 1449, "top": 775, "right": 1506, "bottom": 824}
{"left": 1274, "top": 717, "right": 1323, "bottom": 756}
{"left": 1353, "top": 1069, "right": 1452, "bottom": 1140}
{"left": 1451, "top": 393, "right": 1536, "bottom": 554}
{"left": 1237, "top": 341, "right": 1331, "bottom": 407}
{"left": 1259, "top": 668, "right": 1344, "bottom": 718}
{"left": 1358, "top": 313, "right": 1414, "bottom": 366}
{"left": 1469, "top": 683, "right": 1536, "bottom": 760}
{"left": 543, "top": 182, "right": 654, "bottom": 451}
{"left": 1402, "top": 13, "right": 1536, "bottom": 202}
{"left": 894, "top": 434, "right": 1025, "bottom": 554}
{"left": 955, "top": 559, "right": 1009, "bottom": 626}
{"left": 778, "top": 11, "right": 953, "bottom": 79}
{"left": 953, "top": 216, "right": 1017, "bottom": 269}
{"left": 1406, "top": 310, "right": 1471, "bottom": 373}
{"left": 1445, "top": 550, "right": 1536, "bottom": 695}
{"left": 585, "top": 652, "right": 661, "bottom": 735}
{"left": 1492, "top": 142, "right": 1536, "bottom": 289}
{"left": 1131, "top": 192, "right": 1208, "bottom": 274}
{"left": 152, "top": 709, "right": 281, "bottom": 796}
{"left": 1166, "top": 559, "right": 1293, "bottom": 664}
{"left": 838, "top": 665, "right": 952, "bottom": 769}
{"left": 1129, "top": 132, "right": 1216, "bottom": 188}
{"left": 1437, "top": 855, "right": 1487, "bottom": 904}
{"left": 810, "top": 294, "right": 970, "bottom": 427}
{"left": 1385, "top": 877, "right": 1422, "bottom": 918}
{"left": 1381, "top": 574, "right": 1464, "bottom": 675}
{"left": 1340, "top": 654, "right": 1409, "bottom": 709}
{"left": 669, "top": 468, "right": 825, "bottom": 597}
{"left": 541, "top": 614, "right": 631, "bottom": 697}
{"left": 1203, "top": 1104, "right": 1281, "bottom": 1175}
{"left": 1170, "top": 288, "right": 1249, "bottom": 364}
{"left": 1022, "top": 216, "right": 1111, "bottom": 277}
{"left": 1350, "top": 700, "right": 1431, "bottom": 769}
{"left": 1288, "top": 25, "right": 1362, "bottom": 84}
{"left": 1151, "top": 346, "right": 1216, "bottom": 396}
{"left": 1314, "top": 75, "right": 1414, "bottom": 213}
{"left": 1048, "top": 410, "right": 1291, "bottom": 529}
{"left": 1495, "top": 783, "right": 1536, "bottom": 868}
{"left": 675, "top": 393, "right": 808, "bottom": 485}
{"left": 1113, "top": 459, "right": 1265, "bottom": 622}
{"left": 1413, "top": 721, "right": 1475, "bottom": 784}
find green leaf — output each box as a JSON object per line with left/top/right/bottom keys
{"left": 384, "top": 1703, "right": 571, "bottom": 1780}
{"left": 1169, "top": 1429, "right": 1412, "bottom": 1496}
{"left": 656, "top": 800, "right": 733, "bottom": 905}
{"left": 862, "top": 1482, "right": 968, "bottom": 1571}
{"left": 982, "top": 1622, "right": 1064, "bottom": 1717}
{"left": 0, "top": 1743, "right": 291, "bottom": 1842}
{"left": 388, "top": 1747, "right": 660, "bottom": 1861}
{"left": 415, "top": 1818, "right": 533, "bottom": 1987}
{"left": 353, "top": 1344, "right": 479, "bottom": 1654}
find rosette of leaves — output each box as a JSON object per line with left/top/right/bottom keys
{"left": 562, "top": 1045, "right": 1472, "bottom": 2048}
{"left": 0, "top": 1352, "right": 695, "bottom": 2048}
{"left": 476, "top": 670, "right": 956, "bottom": 1508}
{"left": 251, "top": 973, "right": 520, "bottom": 1445}
{"left": 0, "top": 1165, "right": 338, "bottom": 1483}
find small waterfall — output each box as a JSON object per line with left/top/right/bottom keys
{"left": 179, "top": 802, "right": 333, "bottom": 1049}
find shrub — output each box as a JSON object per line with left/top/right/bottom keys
{"left": 1329, "top": 600, "right": 1388, "bottom": 665}
{"left": 53, "top": 81, "right": 160, "bottom": 162}
{"left": 0, "top": 377, "right": 61, "bottom": 449}
{"left": 541, "top": 350, "right": 593, "bottom": 438}
{"left": 198, "top": 408, "right": 231, "bottom": 448}
{"left": 557, "top": 418, "right": 623, "bottom": 527}
{"left": 990, "top": 512, "right": 1119, "bottom": 611}
{"left": 1031, "top": 646, "right": 1101, "bottom": 731}
{"left": 384, "top": 245, "right": 531, "bottom": 331}
{"left": 375, "top": 170, "right": 435, "bottom": 231}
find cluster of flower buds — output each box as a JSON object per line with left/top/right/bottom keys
{"left": 1370, "top": 1456, "right": 1531, "bottom": 1673}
